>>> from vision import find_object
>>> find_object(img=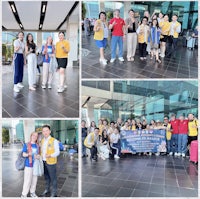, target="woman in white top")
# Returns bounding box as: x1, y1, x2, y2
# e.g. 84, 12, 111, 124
93, 12, 109, 65
13, 31, 25, 93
